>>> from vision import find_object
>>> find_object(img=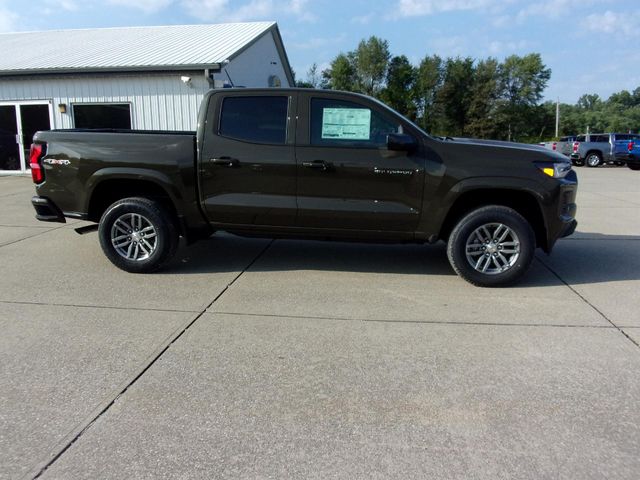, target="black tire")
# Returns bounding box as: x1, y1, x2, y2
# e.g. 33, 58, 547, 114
447, 206, 536, 287
585, 152, 602, 167
98, 197, 178, 273
628, 164, 640, 171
